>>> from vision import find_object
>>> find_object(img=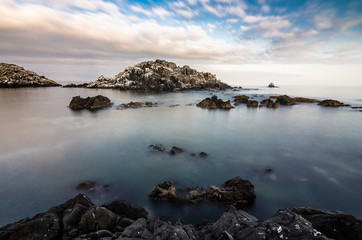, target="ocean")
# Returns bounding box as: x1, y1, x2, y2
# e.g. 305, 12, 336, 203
0, 85, 361, 227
